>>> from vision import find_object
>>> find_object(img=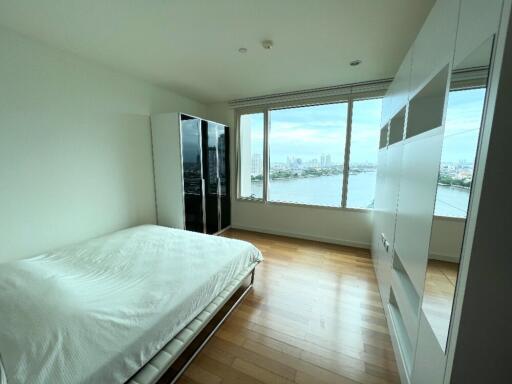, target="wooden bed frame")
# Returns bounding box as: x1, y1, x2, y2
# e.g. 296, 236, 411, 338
127, 266, 257, 384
